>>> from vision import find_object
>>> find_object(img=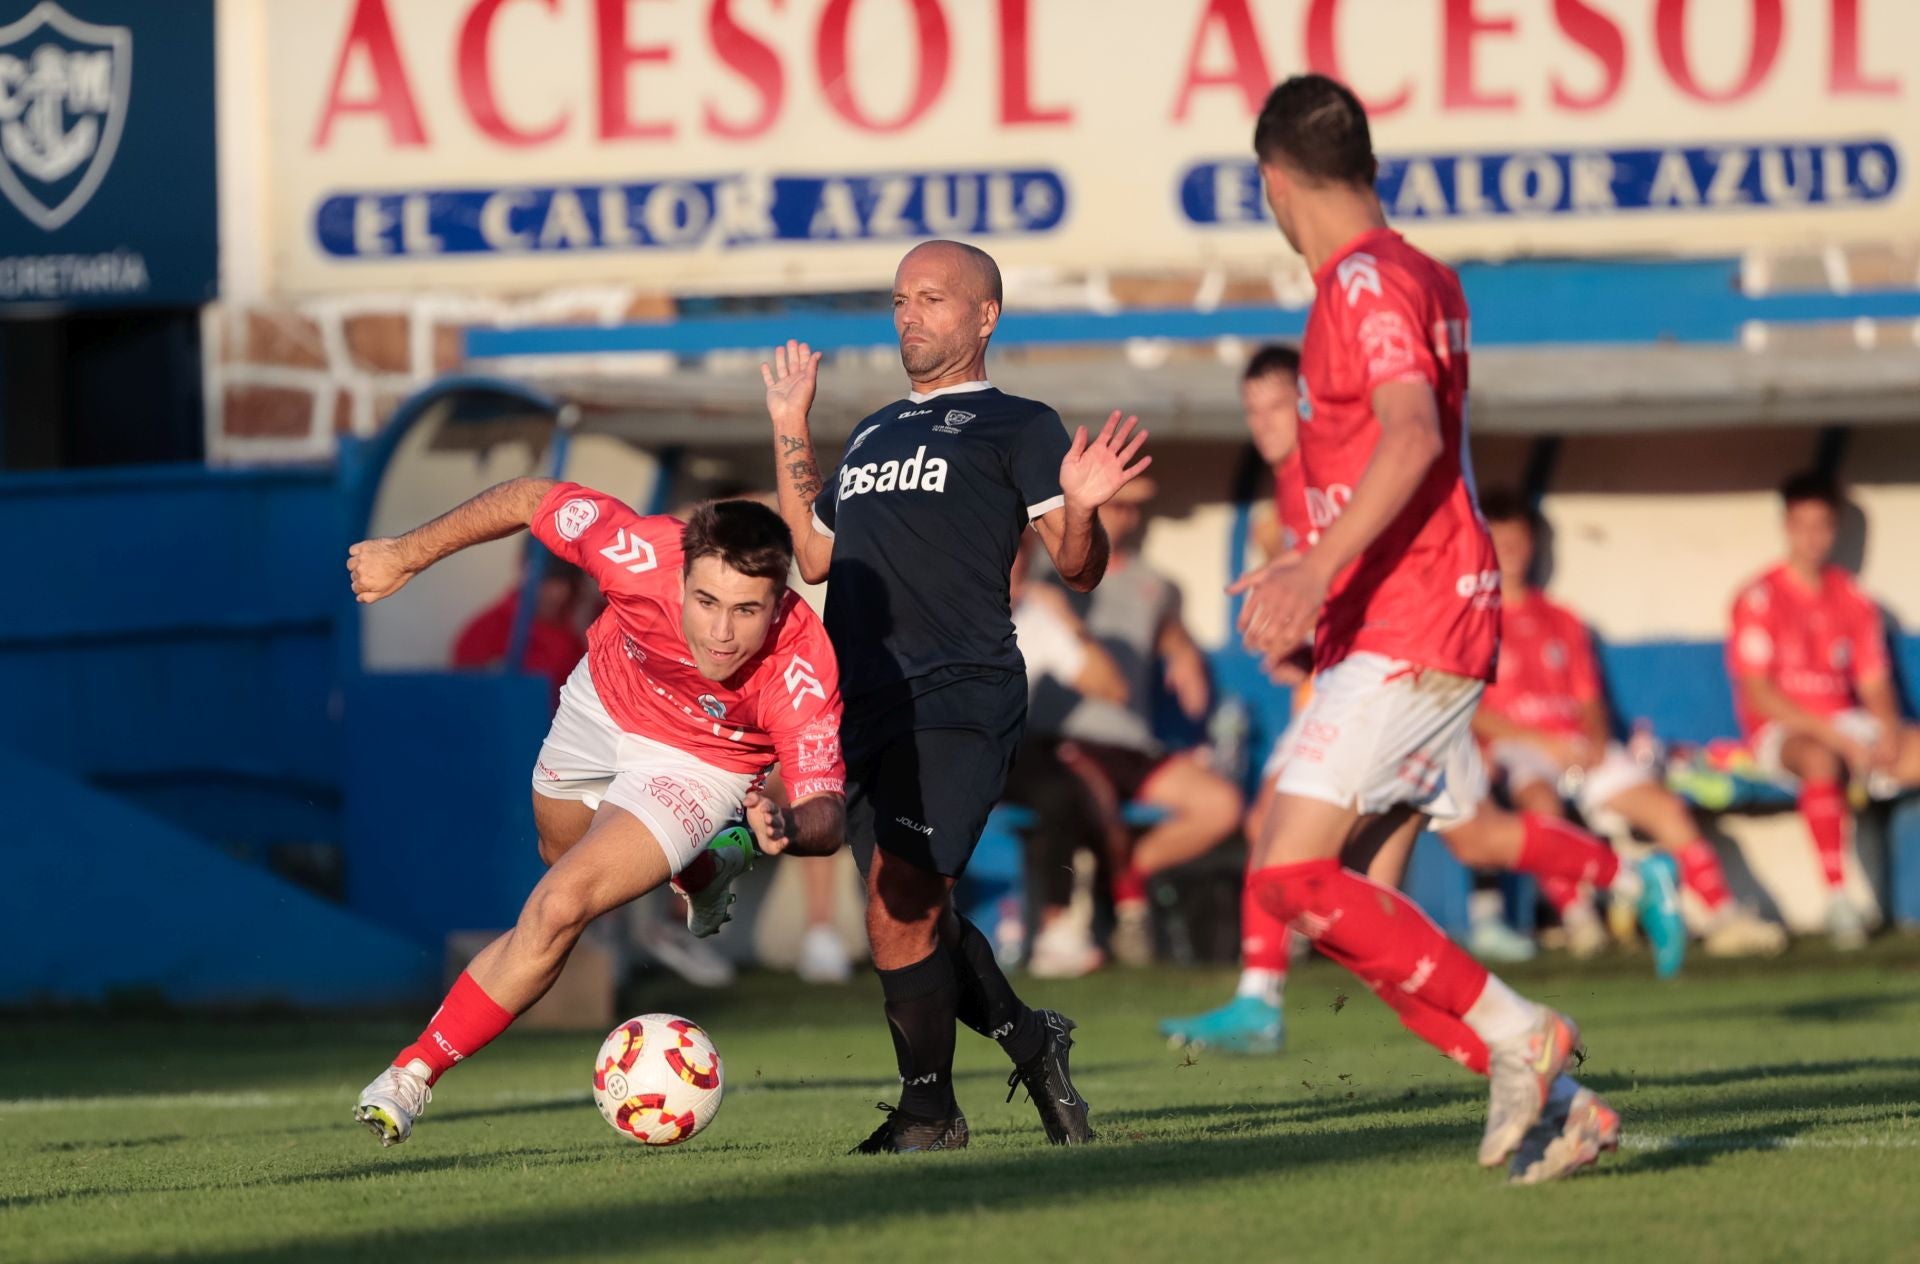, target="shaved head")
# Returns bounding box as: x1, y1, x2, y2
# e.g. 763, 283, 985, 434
899, 239, 1003, 306
892, 239, 1003, 387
